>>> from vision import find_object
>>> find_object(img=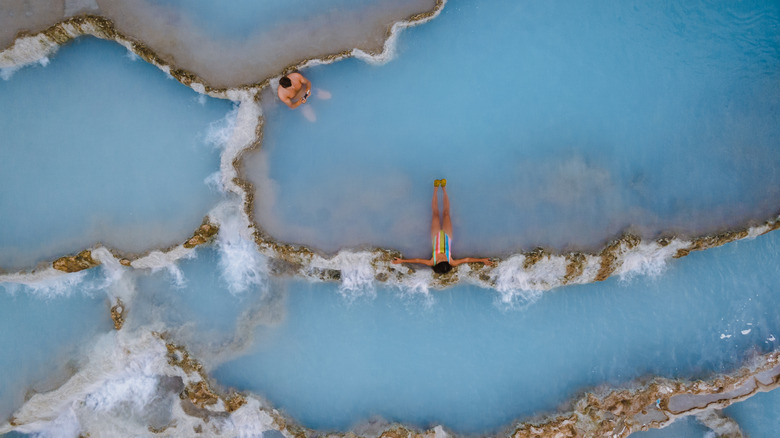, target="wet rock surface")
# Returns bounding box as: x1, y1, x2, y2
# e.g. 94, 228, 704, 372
506, 352, 780, 437
109, 298, 125, 330
595, 234, 640, 282
52, 249, 99, 272
675, 230, 750, 259
183, 220, 219, 249
224, 393, 247, 413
